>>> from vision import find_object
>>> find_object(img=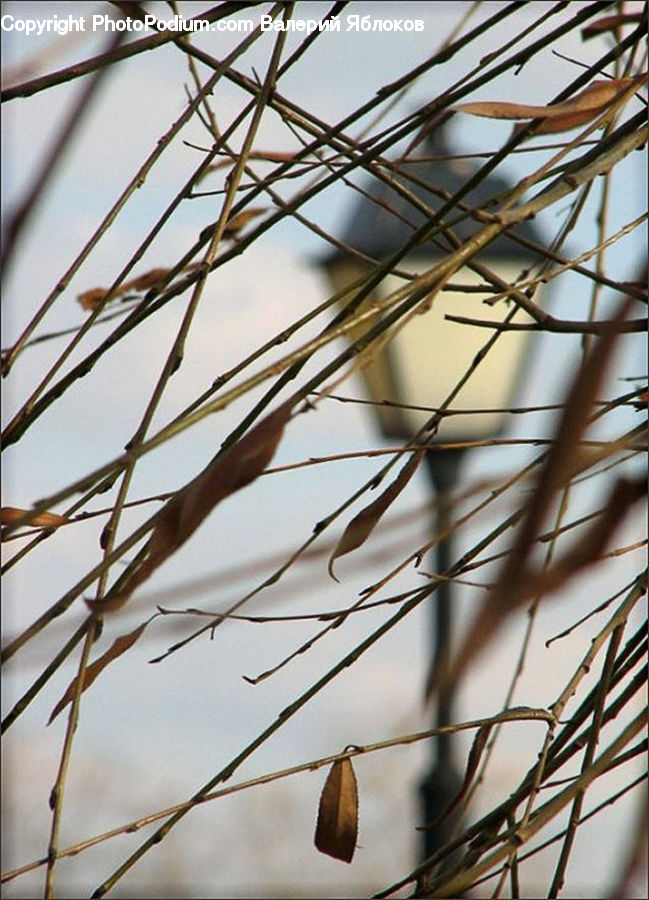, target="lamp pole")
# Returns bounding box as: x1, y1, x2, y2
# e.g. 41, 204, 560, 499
320, 123, 543, 866
419, 448, 466, 860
